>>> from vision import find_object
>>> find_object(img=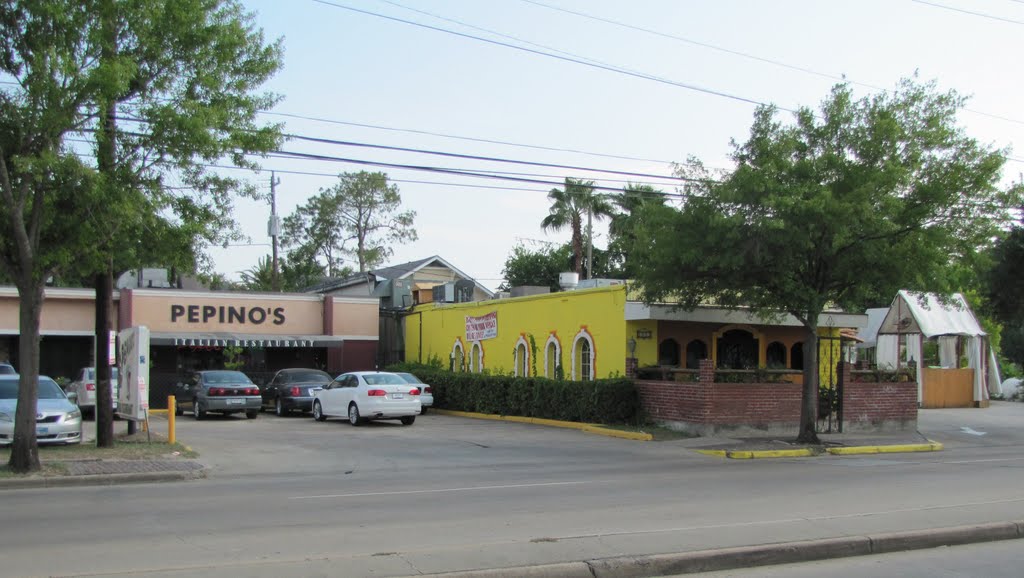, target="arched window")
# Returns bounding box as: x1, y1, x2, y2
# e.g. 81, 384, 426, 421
470, 341, 484, 373
571, 329, 595, 381
790, 342, 804, 370
451, 340, 465, 372
717, 329, 758, 369
658, 338, 680, 366
544, 334, 561, 378
514, 336, 530, 377
685, 340, 708, 370
766, 341, 787, 368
